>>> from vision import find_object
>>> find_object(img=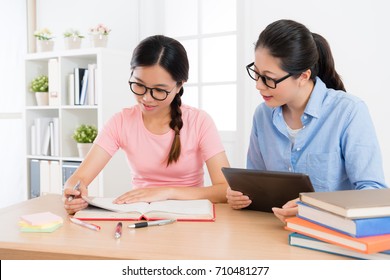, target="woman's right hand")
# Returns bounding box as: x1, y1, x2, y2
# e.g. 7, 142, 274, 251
63, 186, 89, 215
226, 187, 252, 209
